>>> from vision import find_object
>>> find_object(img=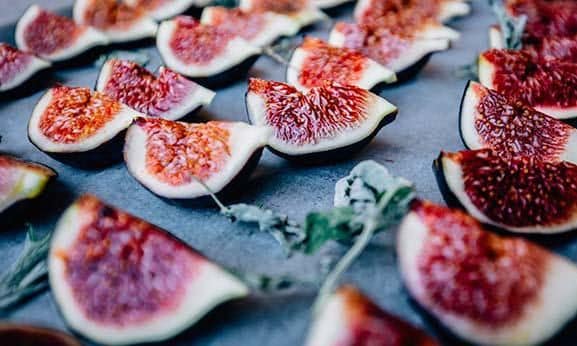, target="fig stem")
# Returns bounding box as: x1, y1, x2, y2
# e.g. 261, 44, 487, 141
262, 46, 296, 70
191, 176, 229, 212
